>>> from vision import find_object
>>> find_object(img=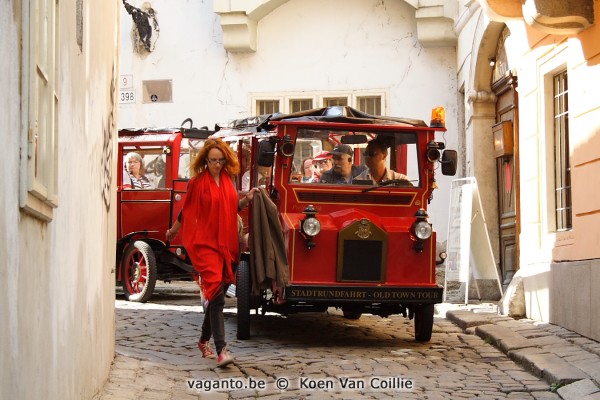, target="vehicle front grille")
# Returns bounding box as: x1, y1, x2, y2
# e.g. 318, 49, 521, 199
337, 218, 387, 282
340, 239, 383, 282
297, 192, 413, 205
